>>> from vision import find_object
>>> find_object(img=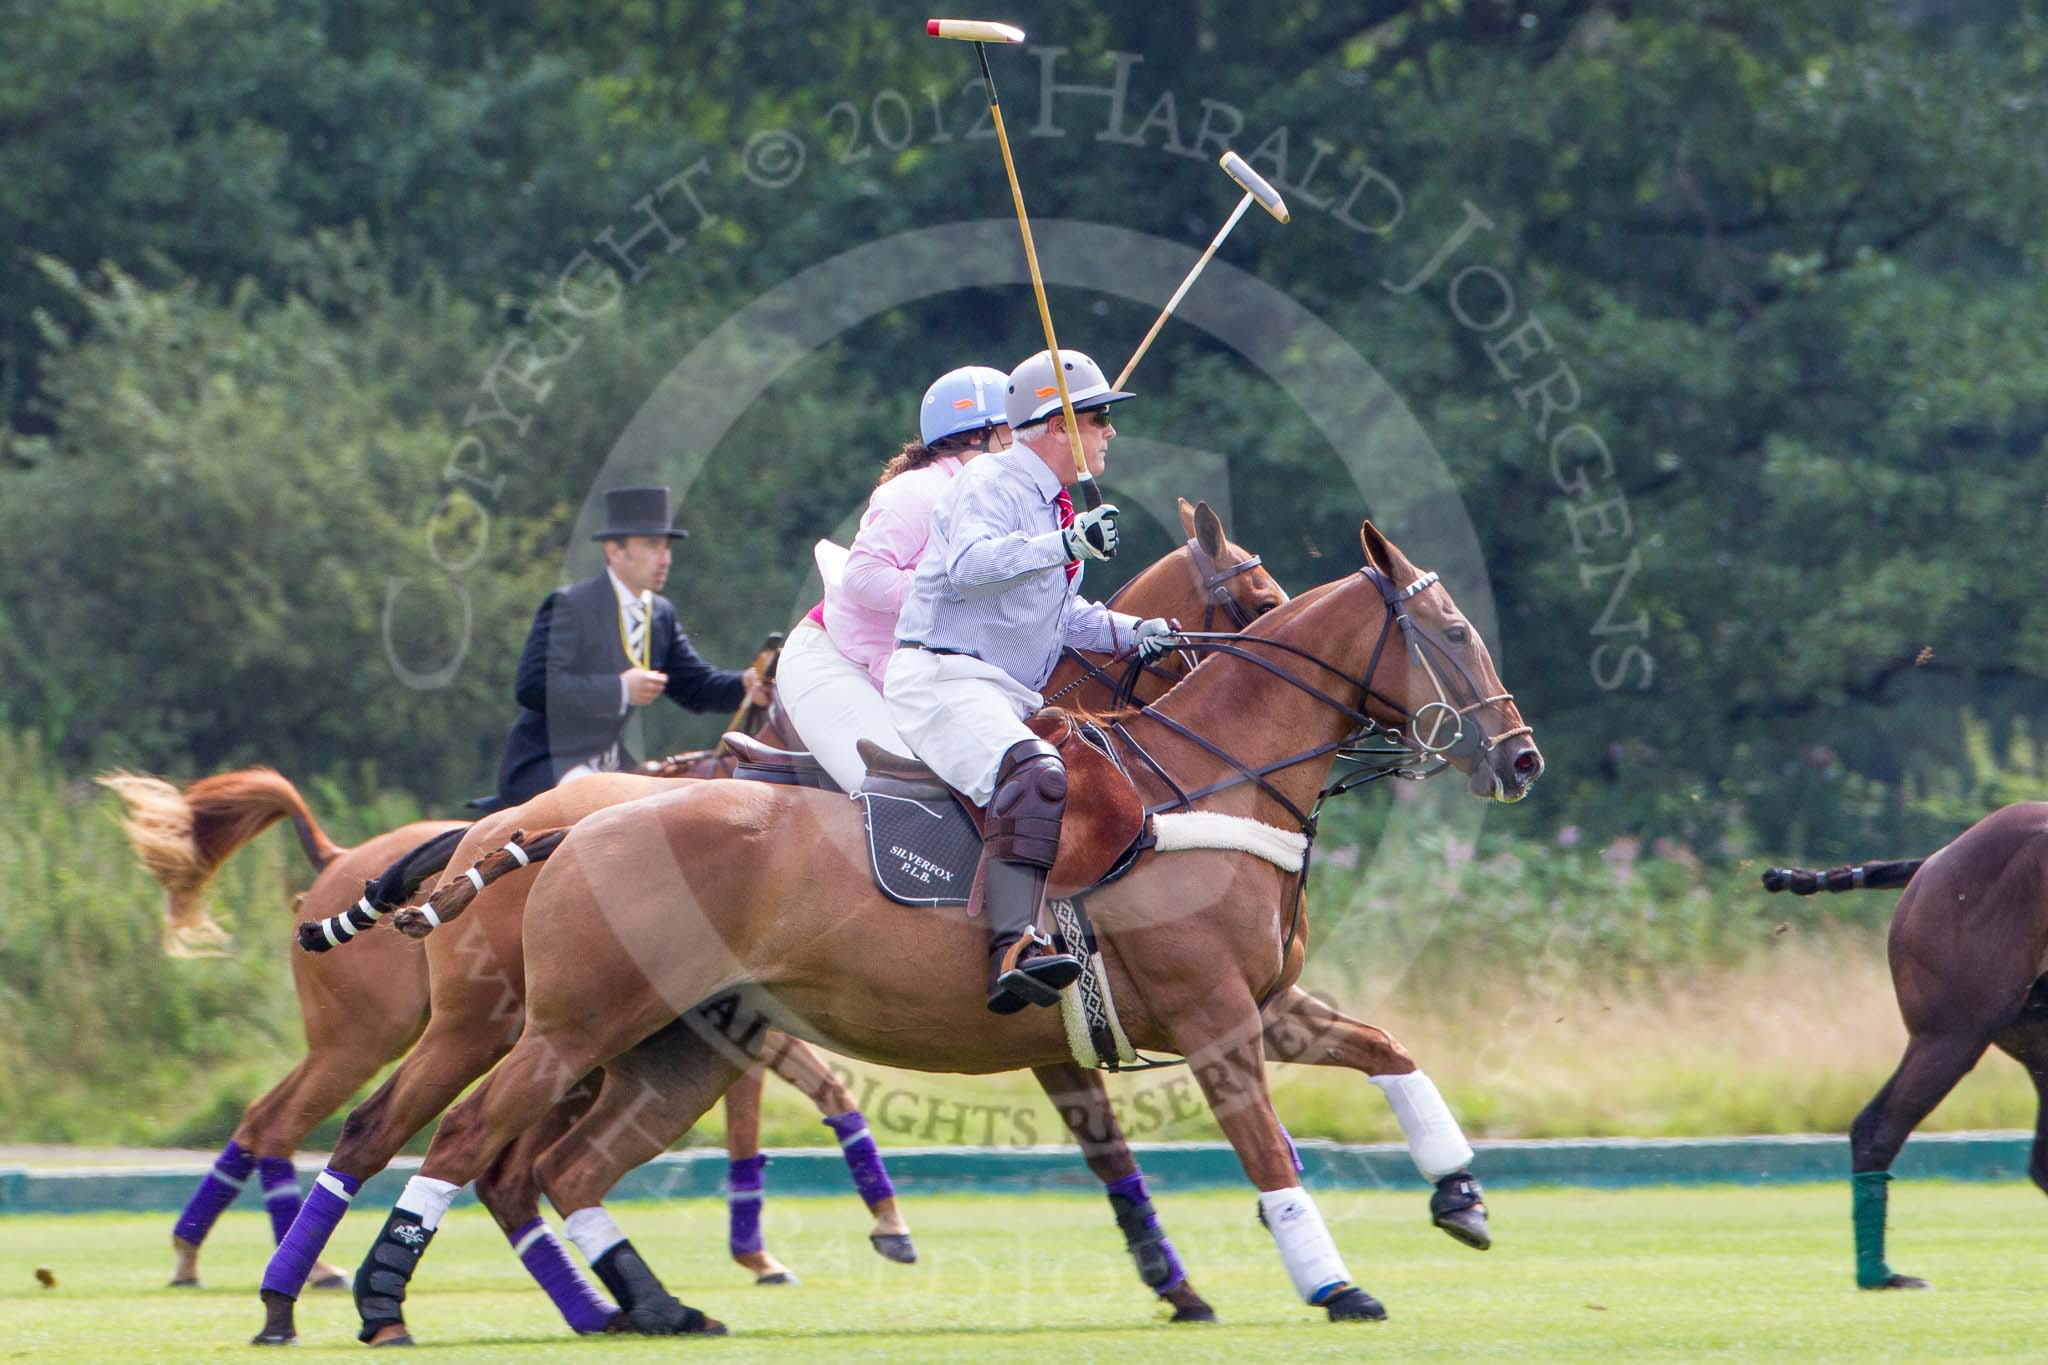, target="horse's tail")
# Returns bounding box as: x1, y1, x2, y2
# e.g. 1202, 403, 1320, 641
386, 827, 572, 940
295, 826, 470, 954
98, 767, 347, 958
1760, 858, 1926, 895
